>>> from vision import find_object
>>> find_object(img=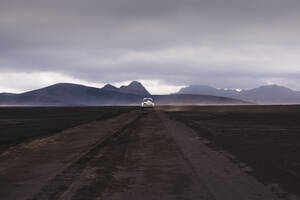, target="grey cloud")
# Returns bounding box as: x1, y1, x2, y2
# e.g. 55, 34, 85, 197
1, 0, 300, 92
